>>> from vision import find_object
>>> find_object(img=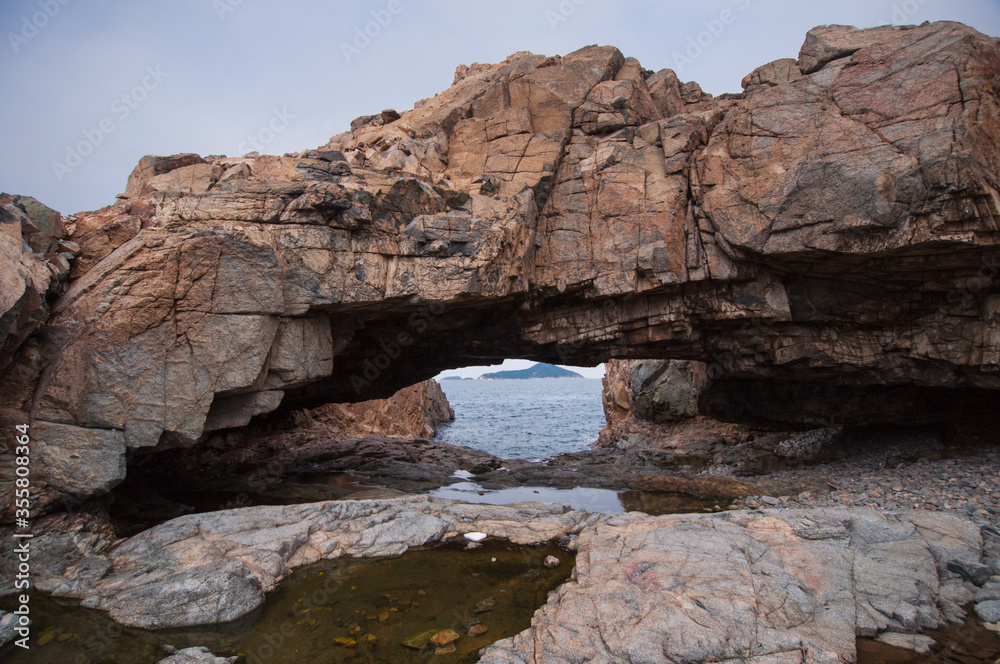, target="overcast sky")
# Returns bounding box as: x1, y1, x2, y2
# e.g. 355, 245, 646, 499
3, 0, 998, 216
3, 1, 998, 378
